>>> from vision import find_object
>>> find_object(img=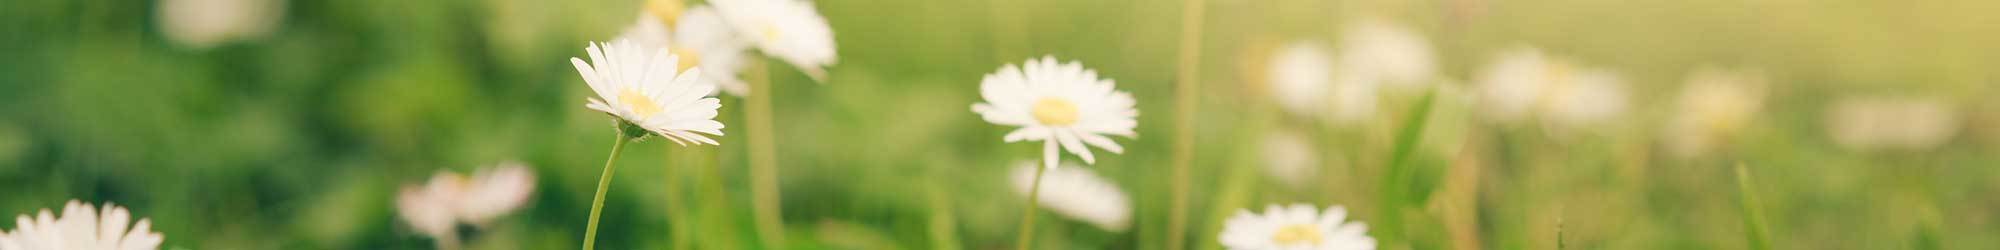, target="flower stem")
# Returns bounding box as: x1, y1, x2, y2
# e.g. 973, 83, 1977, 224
582, 134, 630, 250
1166, 0, 1206, 248
747, 58, 787, 248
1016, 165, 1048, 250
